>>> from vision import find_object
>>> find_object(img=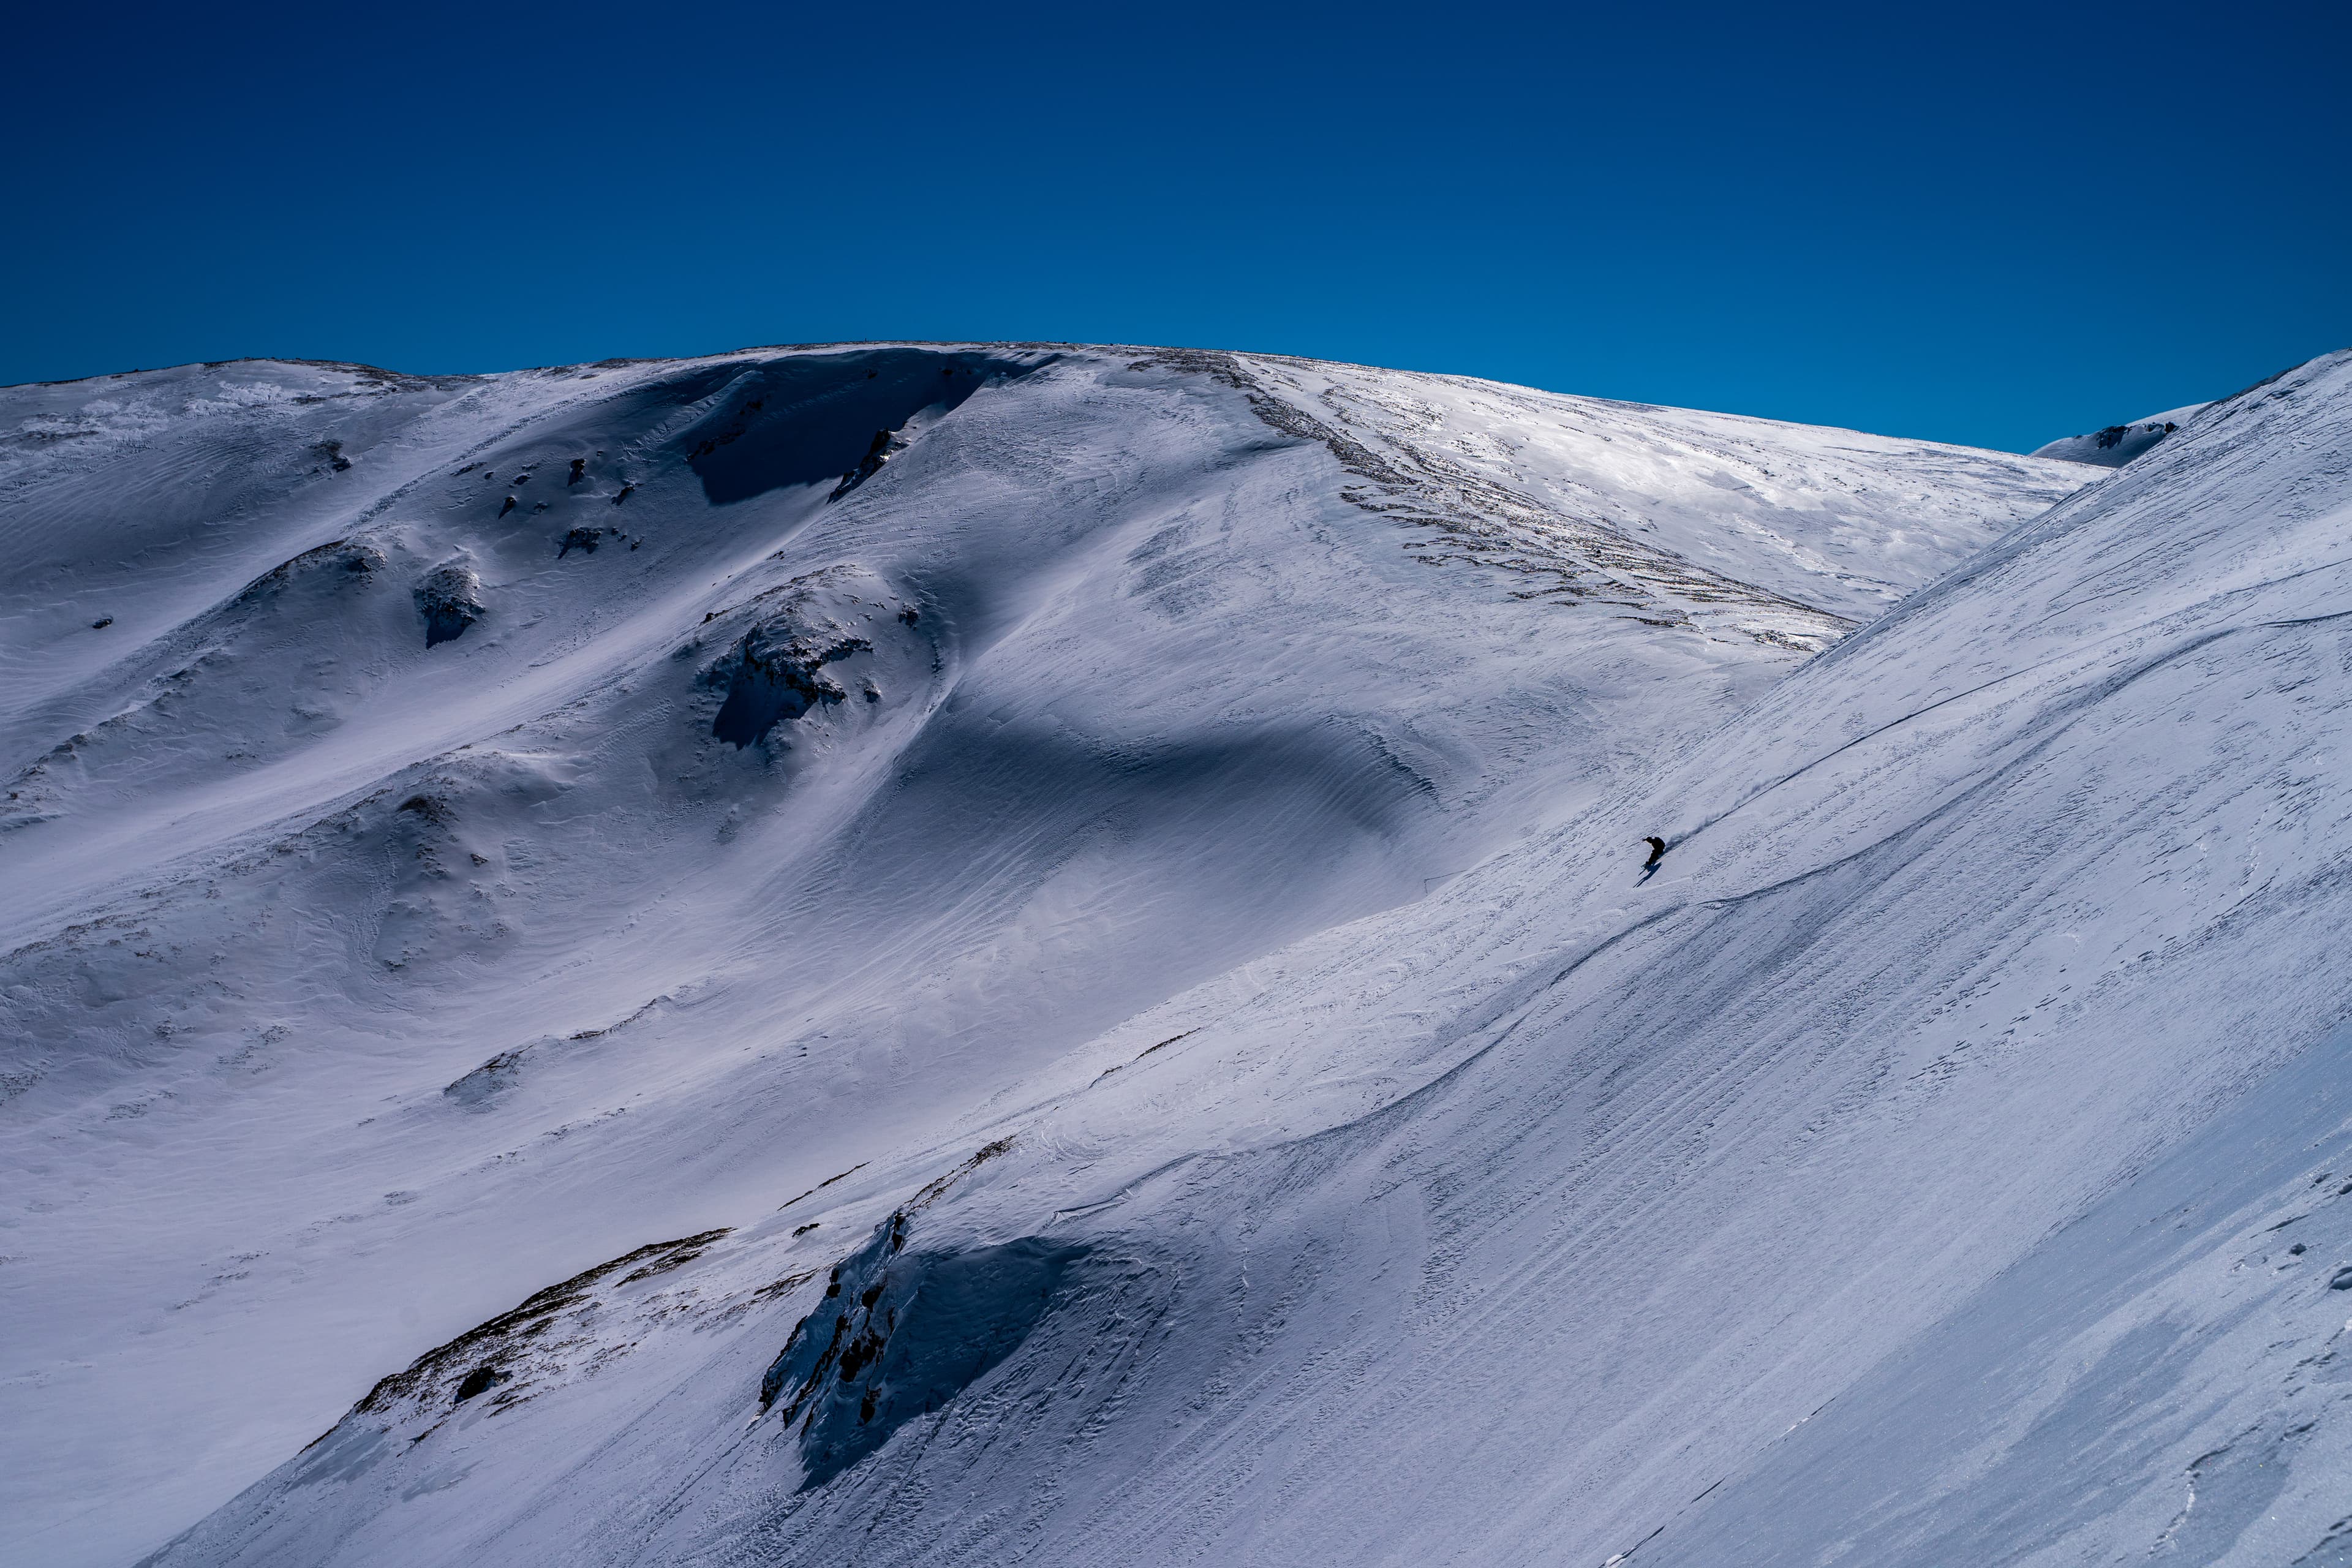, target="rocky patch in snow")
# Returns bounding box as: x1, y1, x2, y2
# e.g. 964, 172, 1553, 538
2030, 401, 2211, 467
413, 561, 484, 648
695, 566, 921, 750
